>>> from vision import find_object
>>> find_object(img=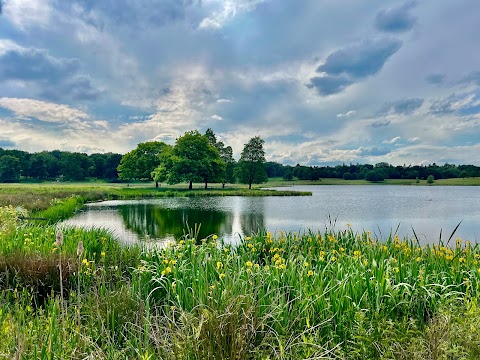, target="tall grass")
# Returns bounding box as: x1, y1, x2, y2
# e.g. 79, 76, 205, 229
1, 203, 480, 358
